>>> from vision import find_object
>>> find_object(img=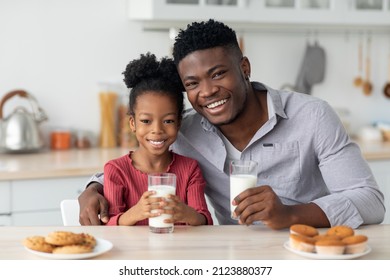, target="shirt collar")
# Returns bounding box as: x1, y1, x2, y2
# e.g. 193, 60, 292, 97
252, 82, 288, 119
